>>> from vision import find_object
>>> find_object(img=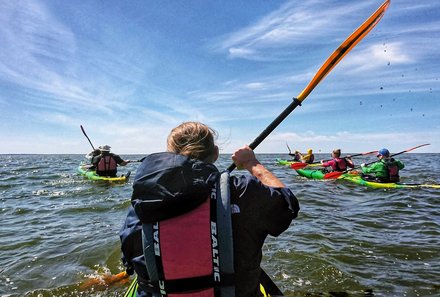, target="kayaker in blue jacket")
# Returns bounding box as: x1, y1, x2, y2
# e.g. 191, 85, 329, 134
120, 121, 299, 297
361, 148, 404, 182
